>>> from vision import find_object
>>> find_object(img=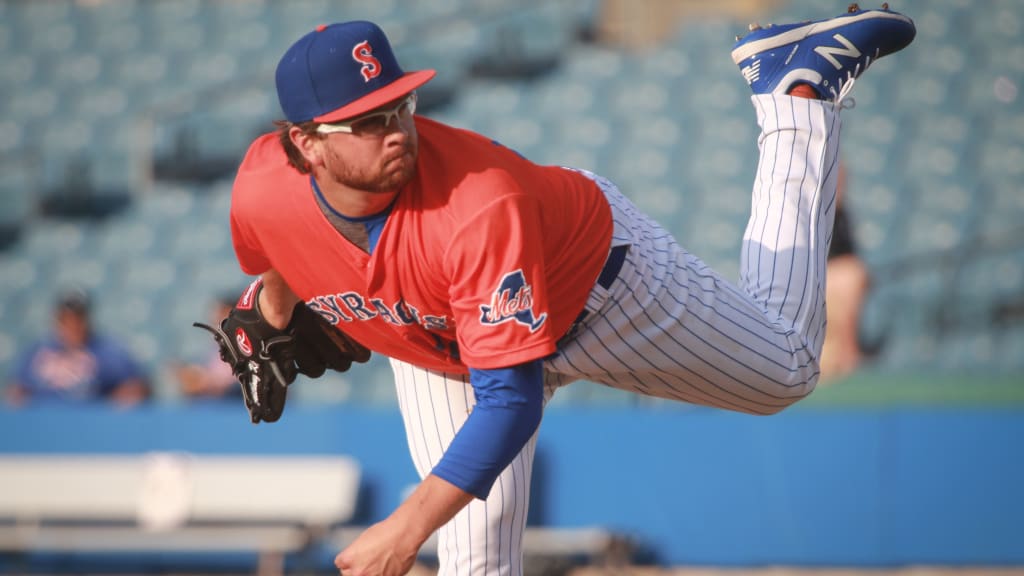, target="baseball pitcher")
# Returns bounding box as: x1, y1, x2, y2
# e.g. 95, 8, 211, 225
197, 5, 915, 575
